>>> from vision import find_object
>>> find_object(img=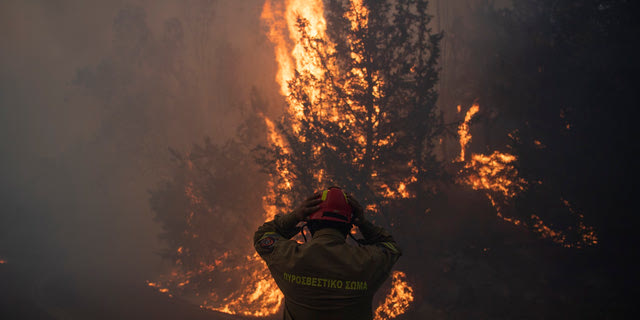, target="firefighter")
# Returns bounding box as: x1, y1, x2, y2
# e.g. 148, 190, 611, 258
254, 187, 402, 320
